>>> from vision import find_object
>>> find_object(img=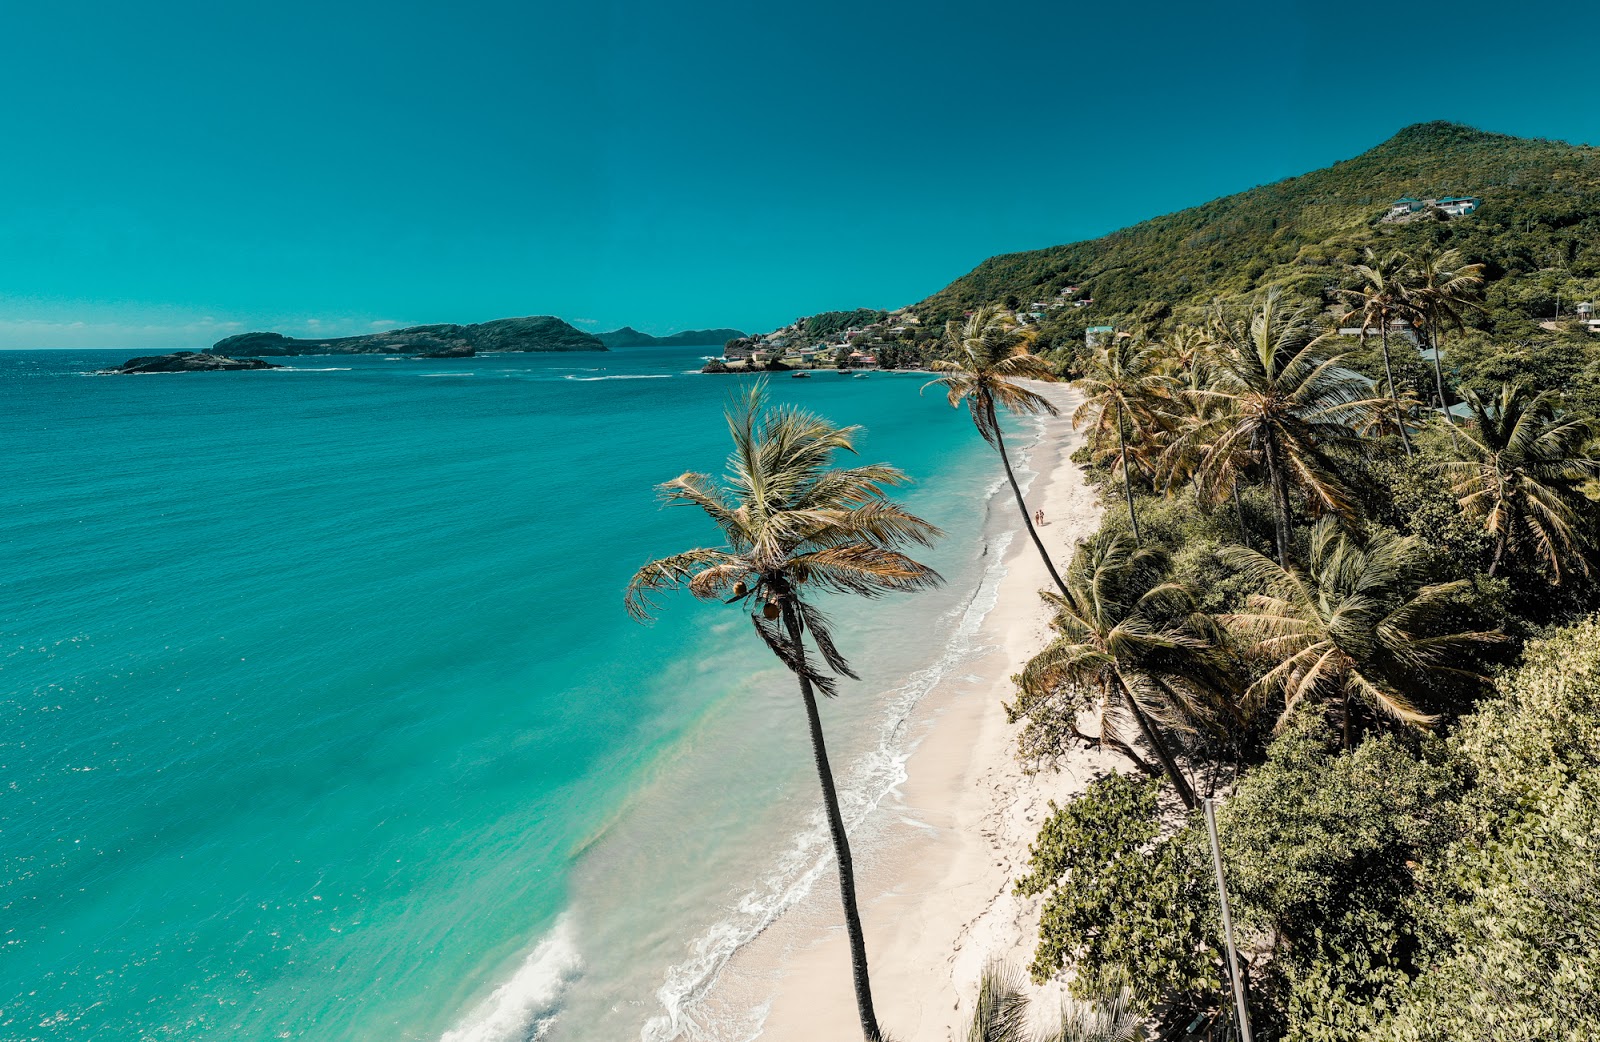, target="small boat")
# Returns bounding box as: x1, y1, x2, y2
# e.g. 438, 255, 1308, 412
791, 371, 811, 379
853, 373, 871, 379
